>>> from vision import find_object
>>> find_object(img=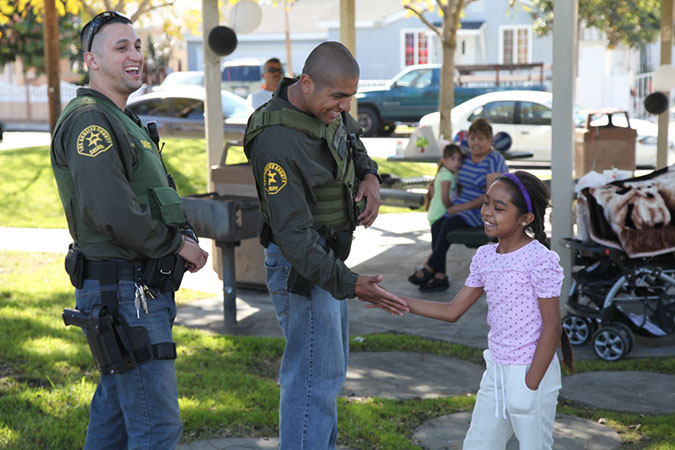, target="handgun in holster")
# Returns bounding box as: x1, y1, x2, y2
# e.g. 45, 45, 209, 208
63, 305, 153, 375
